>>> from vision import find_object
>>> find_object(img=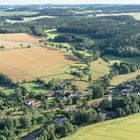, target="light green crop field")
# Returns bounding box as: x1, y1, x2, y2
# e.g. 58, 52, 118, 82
96, 12, 140, 20
45, 29, 61, 39
0, 11, 38, 16
62, 113, 140, 140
